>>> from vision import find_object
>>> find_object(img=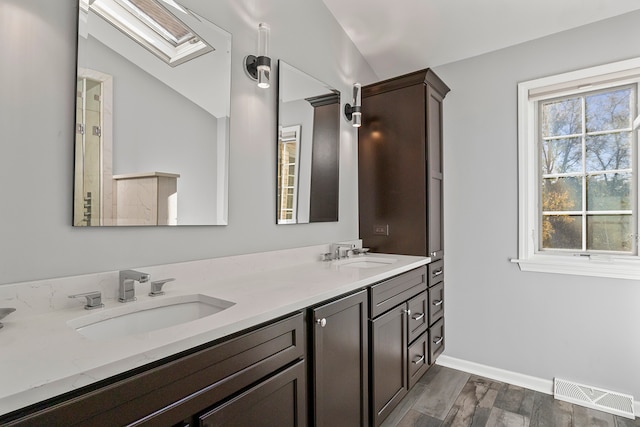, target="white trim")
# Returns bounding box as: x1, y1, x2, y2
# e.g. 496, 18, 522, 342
516, 57, 640, 278
436, 355, 640, 417
511, 255, 640, 280
436, 355, 553, 395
